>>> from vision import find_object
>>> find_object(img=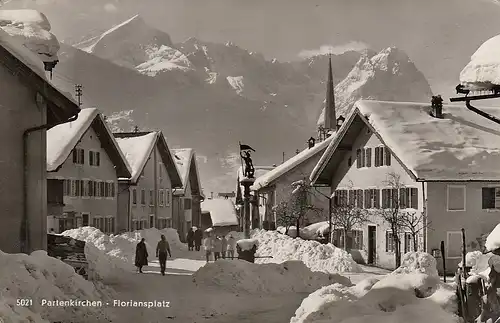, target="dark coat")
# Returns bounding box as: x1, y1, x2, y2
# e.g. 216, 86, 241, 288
194, 229, 202, 245
135, 242, 148, 267
187, 230, 194, 242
